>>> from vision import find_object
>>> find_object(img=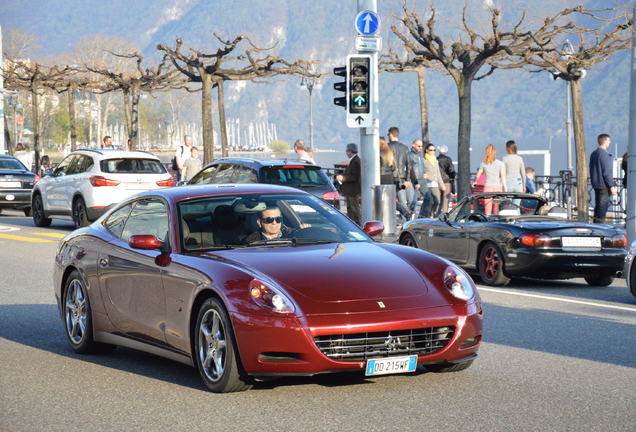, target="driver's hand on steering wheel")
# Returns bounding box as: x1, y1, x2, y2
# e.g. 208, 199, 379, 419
299, 223, 311, 229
